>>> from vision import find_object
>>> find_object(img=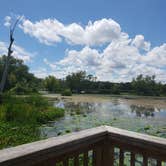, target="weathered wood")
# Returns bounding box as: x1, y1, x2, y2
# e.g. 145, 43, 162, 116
107, 125, 166, 161
130, 153, 135, 166
93, 147, 102, 166
102, 140, 114, 166
143, 156, 148, 166
63, 158, 68, 166
0, 125, 165, 166
74, 155, 79, 166
0, 126, 106, 166
119, 149, 124, 166
157, 160, 161, 166
83, 152, 88, 166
